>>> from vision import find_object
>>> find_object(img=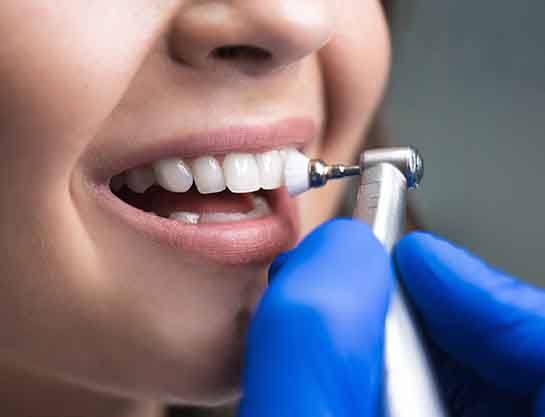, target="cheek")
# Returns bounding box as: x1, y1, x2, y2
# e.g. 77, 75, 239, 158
320, 0, 391, 149
0, 0, 171, 333
297, 1, 390, 234
0, 1, 174, 182
0, 1, 178, 299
